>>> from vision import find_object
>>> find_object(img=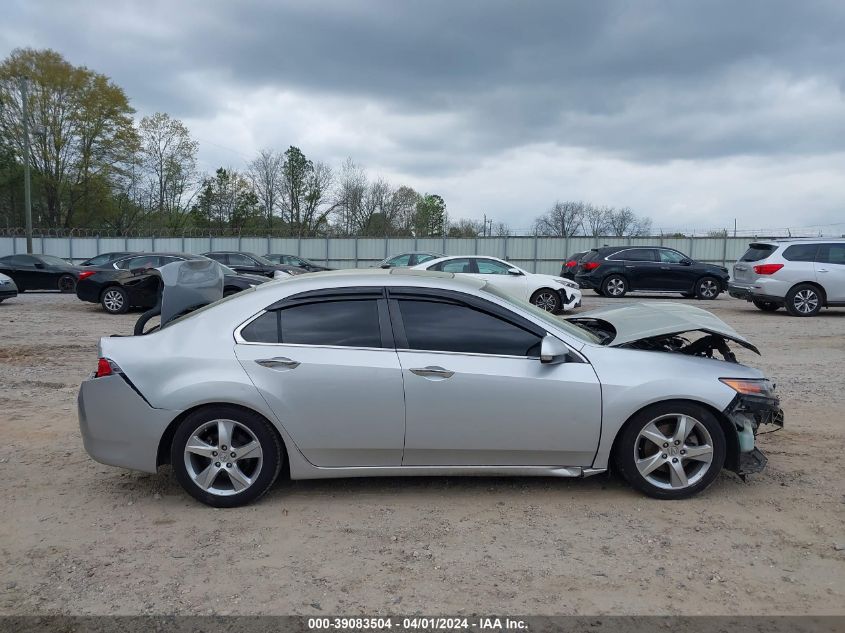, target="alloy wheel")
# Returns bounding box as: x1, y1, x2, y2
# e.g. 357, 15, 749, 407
533, 291, 558, 312
183, 419, 264, 496
698, 279, 718, 298
102, 289, 125, 312
634, 413, 714, 490
59, 275, 76, 292
793, 289, 819, 314
606, 278, 625, 296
